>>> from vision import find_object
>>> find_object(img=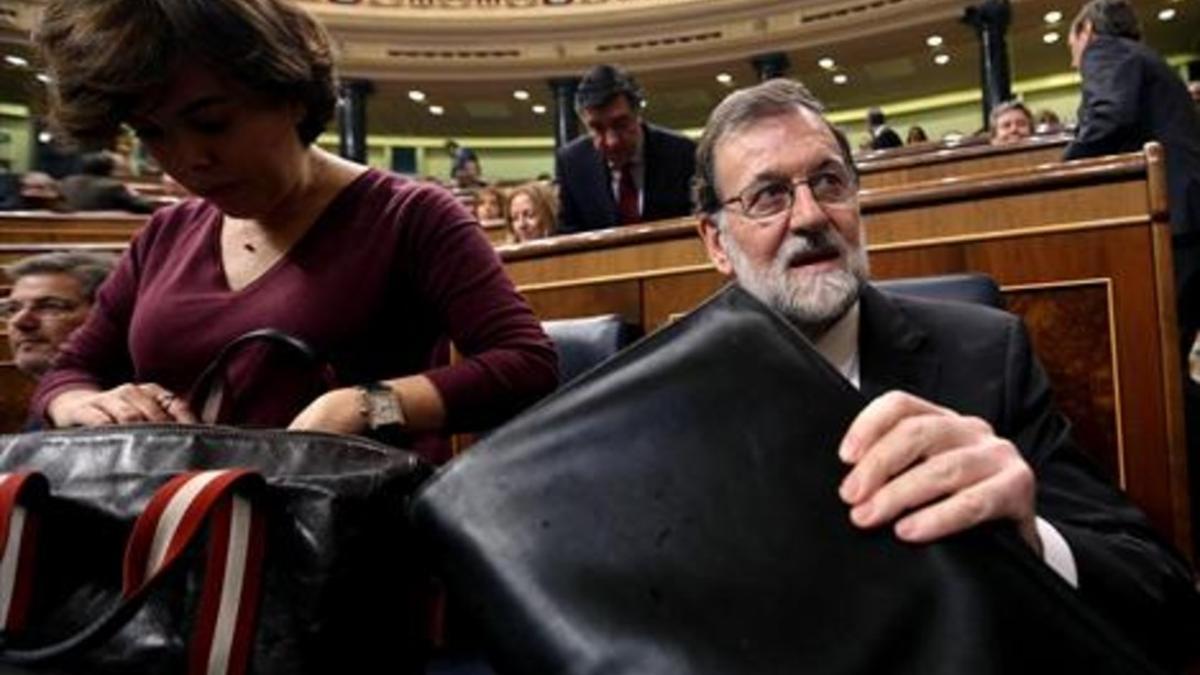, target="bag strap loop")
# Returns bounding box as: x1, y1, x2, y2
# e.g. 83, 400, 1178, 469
0, 472, 48, 633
